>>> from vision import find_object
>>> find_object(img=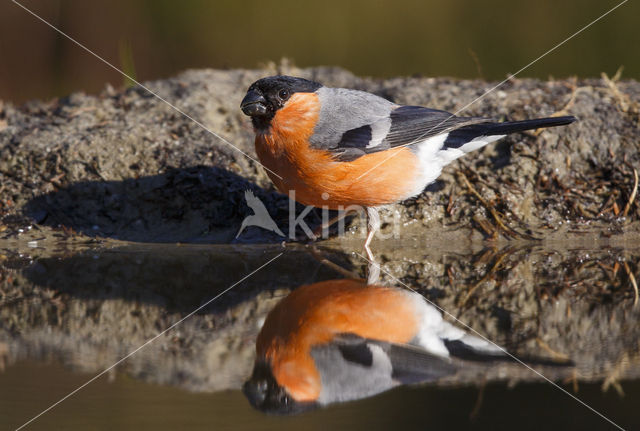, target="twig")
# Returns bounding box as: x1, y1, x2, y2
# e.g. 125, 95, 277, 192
68, 106, 97, 118
536, 337, 571, 362
570, 369, 579, 394
459, 251, 509, 307
472, 215, 497, 239
459, 172, 536, 240
469, 379, 486, 420
447, 186, 457, 216
622, 168, 638, 218
622, 261, 638, 307
308, 245, 362, 280
602, 352, 628, 397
